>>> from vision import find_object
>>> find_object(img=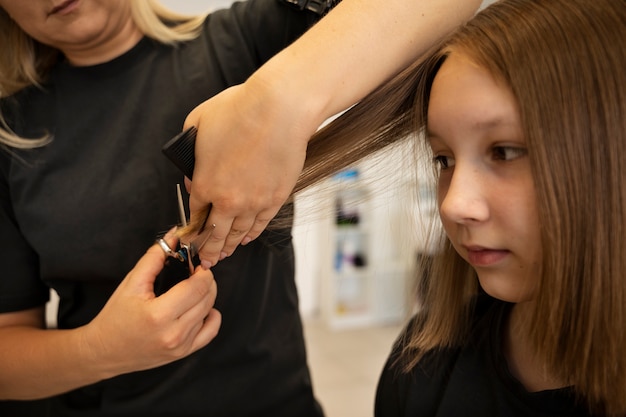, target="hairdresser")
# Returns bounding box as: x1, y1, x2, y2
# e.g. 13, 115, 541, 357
0, 1, 339, 416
